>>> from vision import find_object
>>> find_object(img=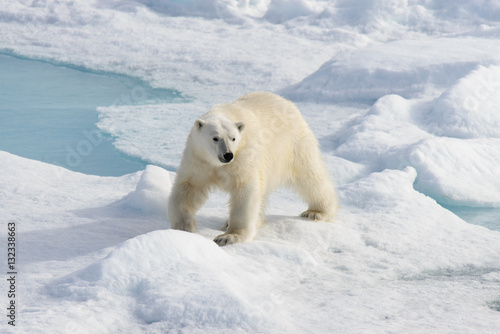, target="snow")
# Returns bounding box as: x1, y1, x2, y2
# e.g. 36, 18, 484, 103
281, 38, 500, 103
429, 64, 500, 138
119, 165, 172, 214
329, 93, 500, 207
1, 0, 500, 333
50, 230, 258, 330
